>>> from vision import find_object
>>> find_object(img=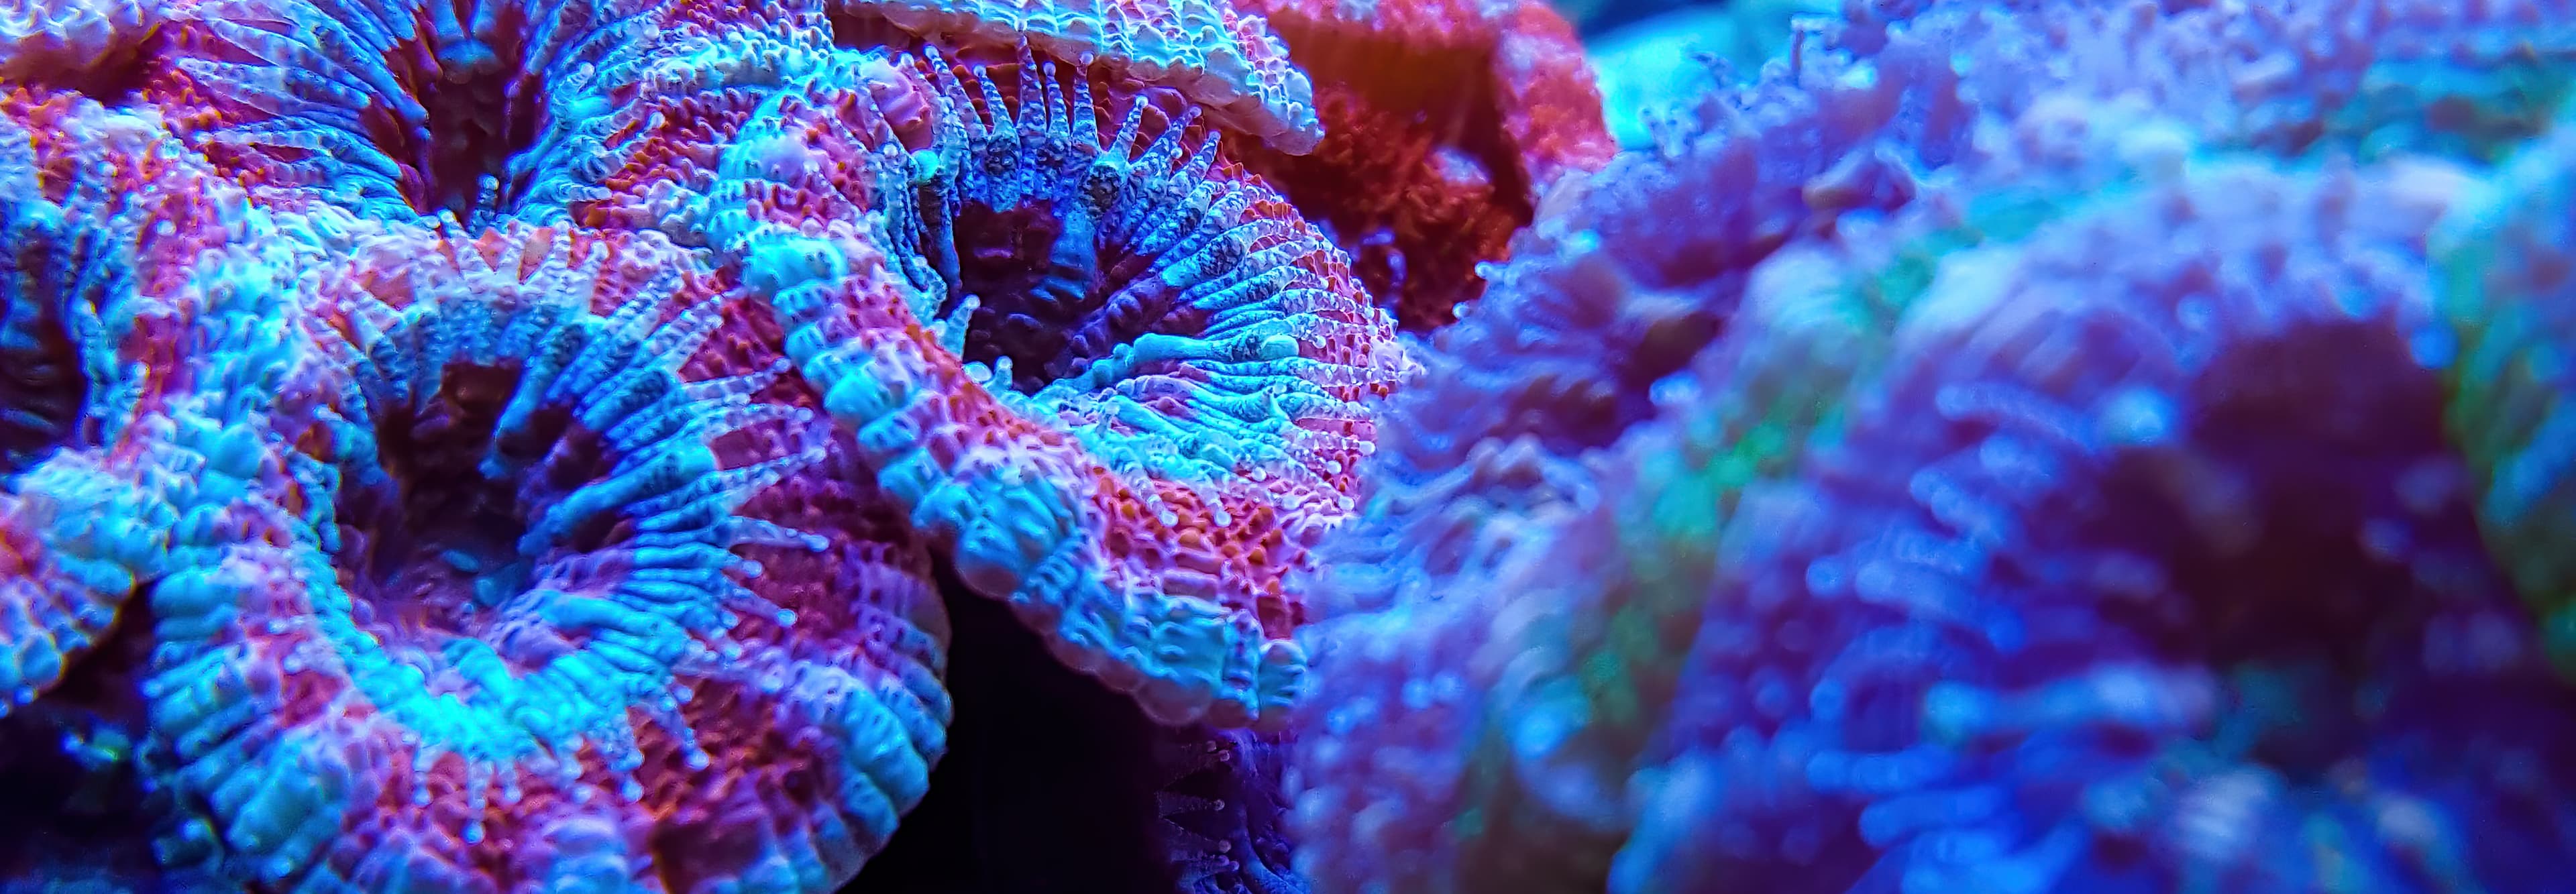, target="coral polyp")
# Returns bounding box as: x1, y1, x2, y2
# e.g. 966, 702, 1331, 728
685, 36, 1406, 731
140, 224, 947, 890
